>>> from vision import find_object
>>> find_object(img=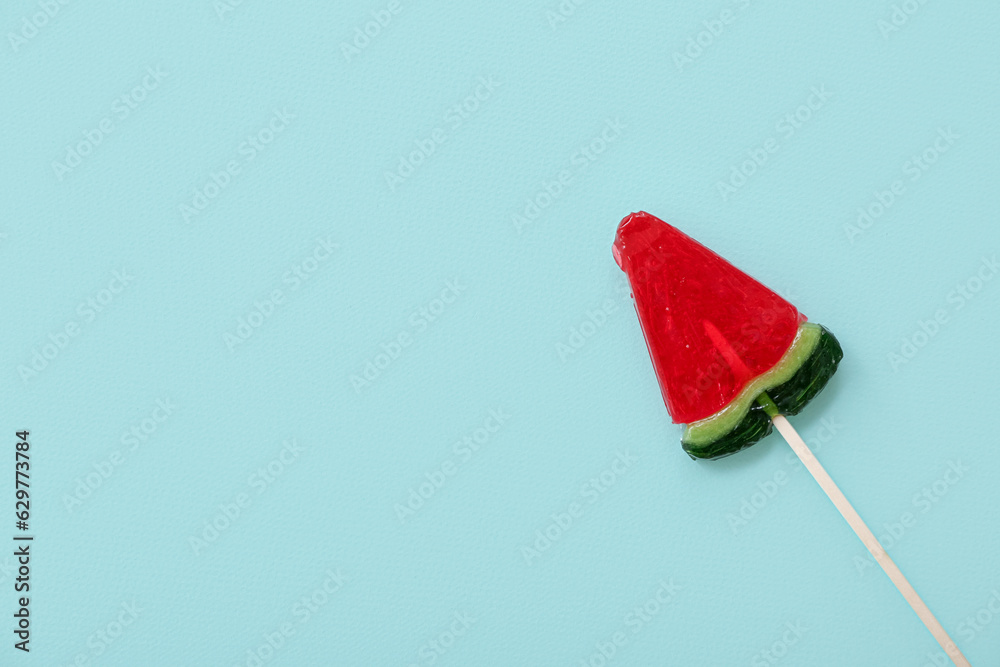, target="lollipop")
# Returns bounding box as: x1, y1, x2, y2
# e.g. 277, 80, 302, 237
613, 211, 970, 667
